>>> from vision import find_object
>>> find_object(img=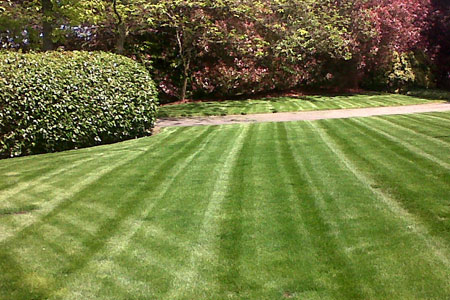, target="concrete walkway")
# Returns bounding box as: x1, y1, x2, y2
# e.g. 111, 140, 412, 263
156, 102, 450, 128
